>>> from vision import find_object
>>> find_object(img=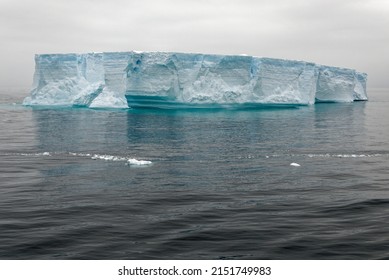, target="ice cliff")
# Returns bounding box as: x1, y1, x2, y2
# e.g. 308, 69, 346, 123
23, 51, 368, 108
